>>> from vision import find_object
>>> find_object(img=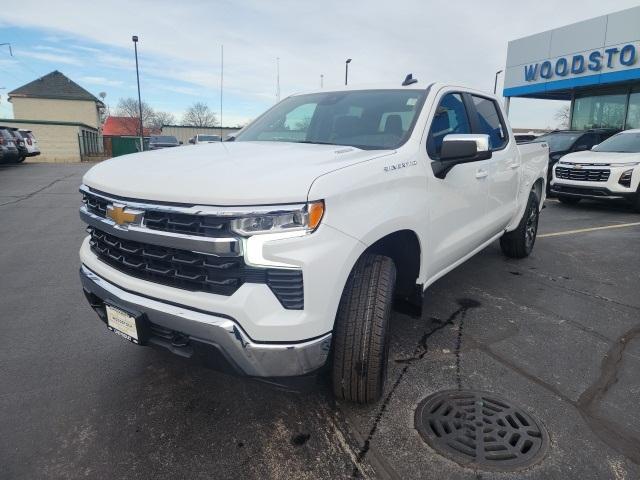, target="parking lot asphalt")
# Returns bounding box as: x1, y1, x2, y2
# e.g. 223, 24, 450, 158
1, 162, 639, 480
